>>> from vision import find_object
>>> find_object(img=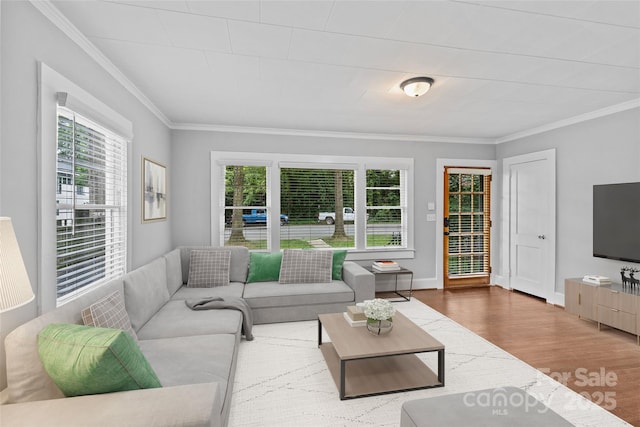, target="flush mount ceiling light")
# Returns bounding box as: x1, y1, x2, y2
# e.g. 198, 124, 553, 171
400, 77, 434, 97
